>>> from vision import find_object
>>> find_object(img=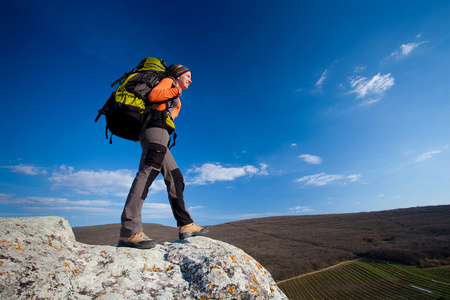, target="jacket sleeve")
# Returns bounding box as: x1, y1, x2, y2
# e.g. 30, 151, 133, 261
149, 78, 182, 103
